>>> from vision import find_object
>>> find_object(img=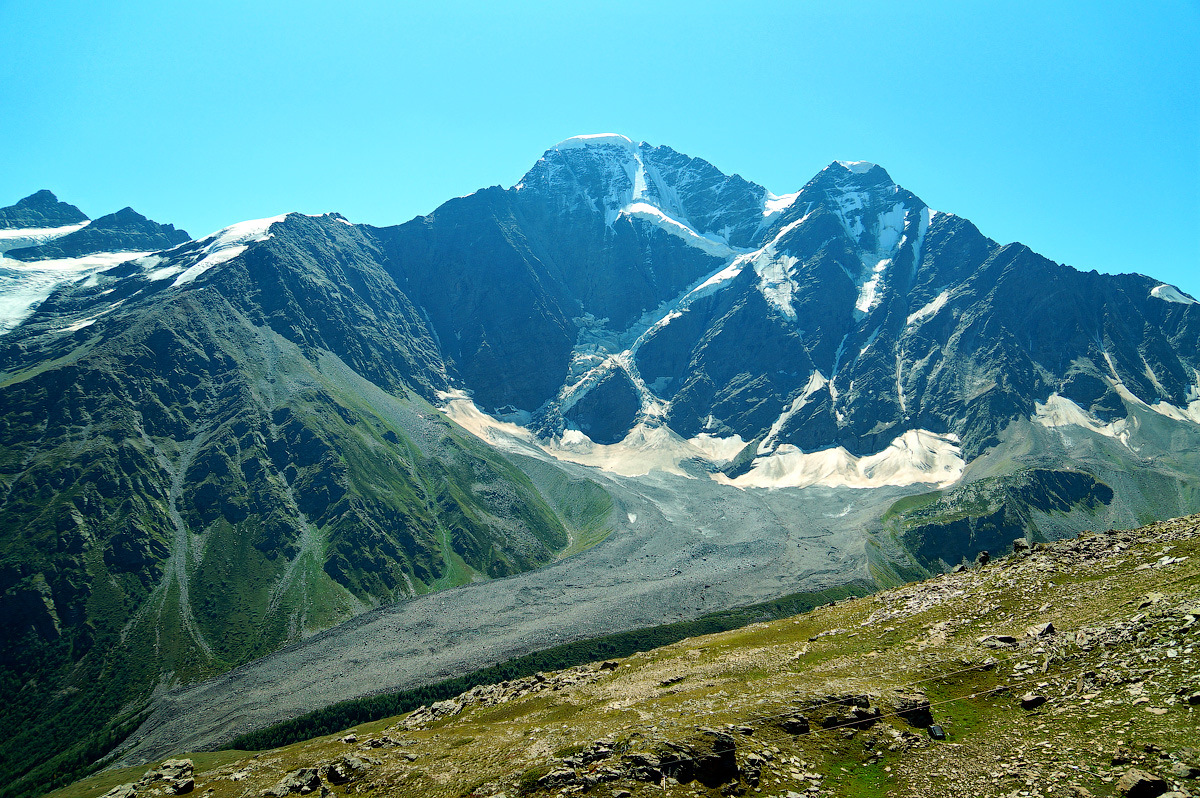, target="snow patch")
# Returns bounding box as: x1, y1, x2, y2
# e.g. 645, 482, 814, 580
875, 203, 907, 254
762, 190, 800, 218
1150, 284, 1197, 305
906, 290, 949, 326
855, 259, 890, 315
553, 133, 638, 151
836, 160, 878, 174
1034, 393, 1134, 448
910, 206, 932, 275
1149, 400, 1200, 425
0, 250, 148, 332
170, 214, 286, 287
1148, 370, 1200, 424
0, 221, 90, 253
620, 202, 738, 259
736, 209, 815, 321
687, 433, 748, 462
760, 371, 829, 452
721, 429, 963, 490
61, 317, 97, 333
442, 393, 964, 488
